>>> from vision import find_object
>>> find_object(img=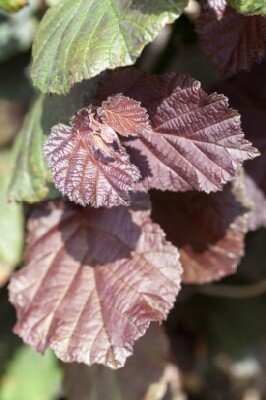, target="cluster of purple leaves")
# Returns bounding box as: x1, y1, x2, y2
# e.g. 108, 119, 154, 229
8, 0, 266, 370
